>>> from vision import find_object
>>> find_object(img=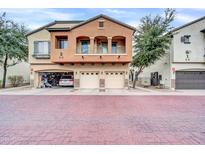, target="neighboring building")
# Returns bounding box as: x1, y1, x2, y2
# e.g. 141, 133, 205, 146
27, 14, 136, 89
0, 61, 30, 87
139, 16, 205, 89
